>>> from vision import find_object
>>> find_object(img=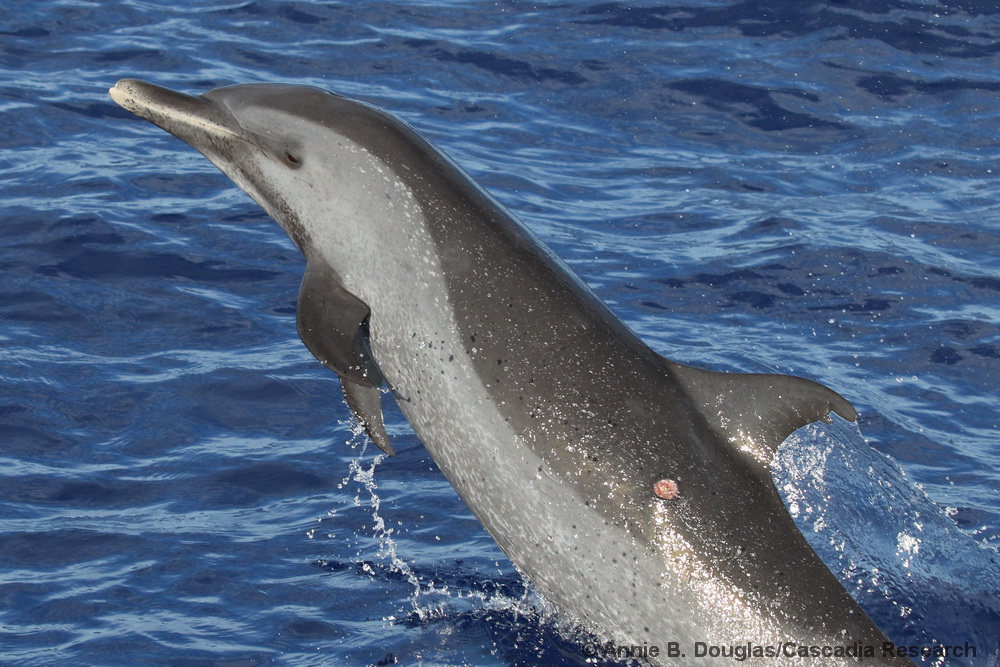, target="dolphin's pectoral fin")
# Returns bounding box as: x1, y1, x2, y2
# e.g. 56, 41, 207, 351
296, 257, 384, 388
661, 356, 857, 465
340, 377, 395, 456
296, 257, 394, 455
